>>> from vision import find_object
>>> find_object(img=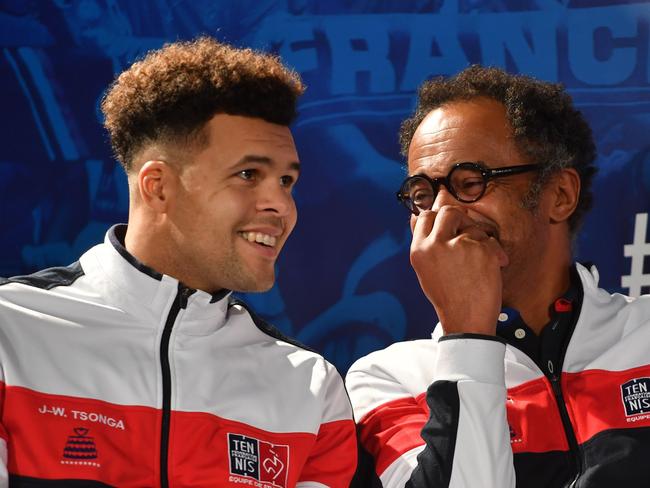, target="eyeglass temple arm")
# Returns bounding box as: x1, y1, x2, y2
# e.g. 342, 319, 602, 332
488, 164, 540, 177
